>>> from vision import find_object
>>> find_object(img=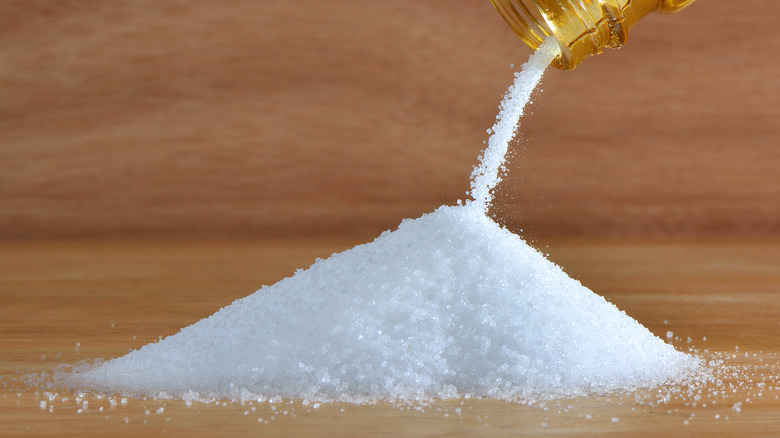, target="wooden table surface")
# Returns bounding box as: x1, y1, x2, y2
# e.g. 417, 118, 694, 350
2, 238, 779, 437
